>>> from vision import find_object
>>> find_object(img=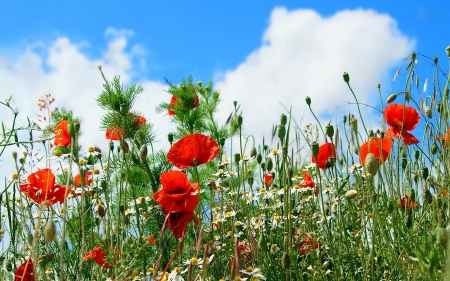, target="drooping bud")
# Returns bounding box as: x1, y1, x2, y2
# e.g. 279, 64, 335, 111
44, 220, 57, 243
386, 93, 397, 103
343, 72, 350, 83
422, 166, 429, 180
311, 142, 319, 158
305, 96, 311, 106
94, 146, 102, 159
97, 204, 106, 218
250, 147, 257, 158
365, 153, 379, 176
247, 176, 254, 187
121, 141, 129, 154
345, 190, 358, 199
424, 105, 432, 118
431, 143, 438, 155
266, 157, 273, 172
325, 124, 334, 138
109, 141, 114, 152
140, 145, 148, 160
280, 114, 287, 126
